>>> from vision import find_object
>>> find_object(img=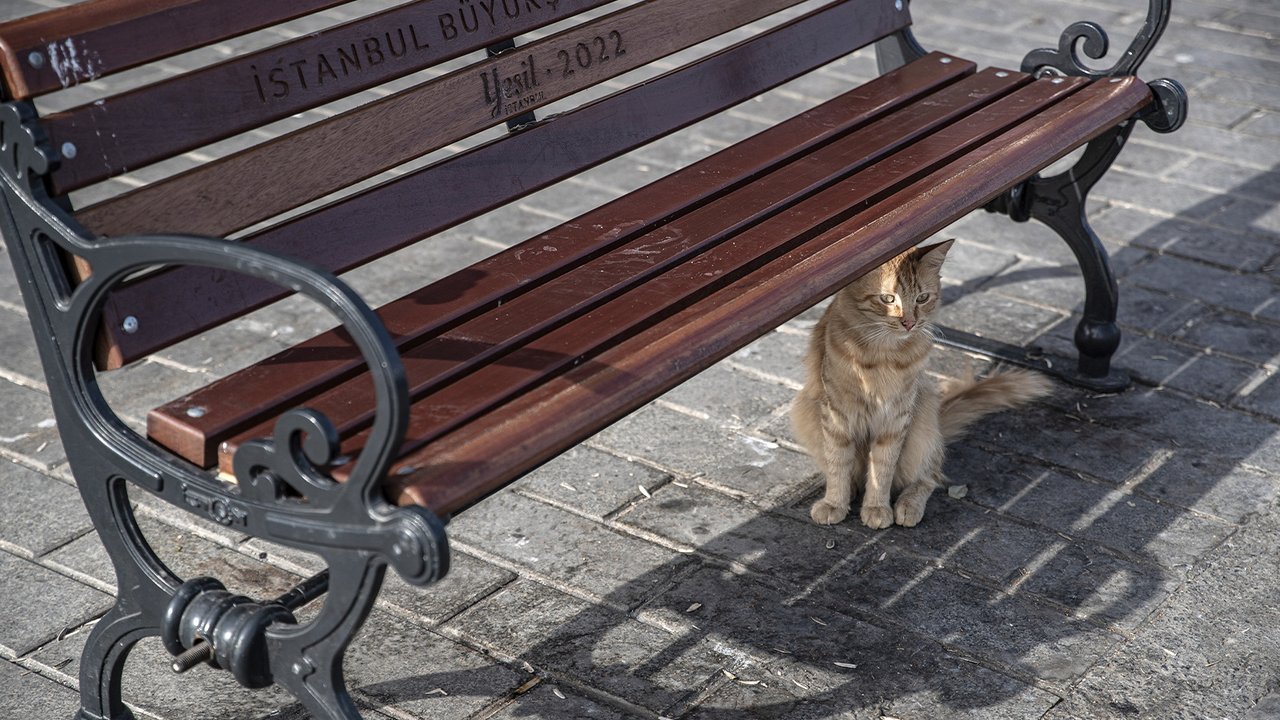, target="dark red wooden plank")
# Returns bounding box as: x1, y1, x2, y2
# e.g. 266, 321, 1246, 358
215, 75, 1085, 479
322, 76, 1092, 488
99, 0, 914, 369
0, 0, 351, 99
40, 0, 615, 194
205, 68, 1035, 472
387, 76, 1153, 514
149, 54, 976, 467
73, 0, 833, 224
